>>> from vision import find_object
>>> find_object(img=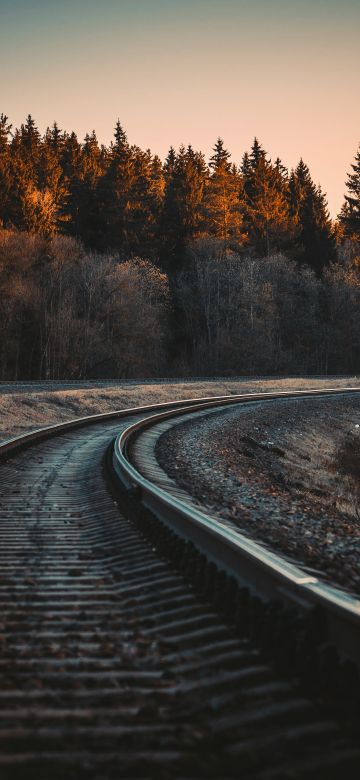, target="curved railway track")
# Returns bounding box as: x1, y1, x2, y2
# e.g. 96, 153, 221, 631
0, 389, 360, 779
